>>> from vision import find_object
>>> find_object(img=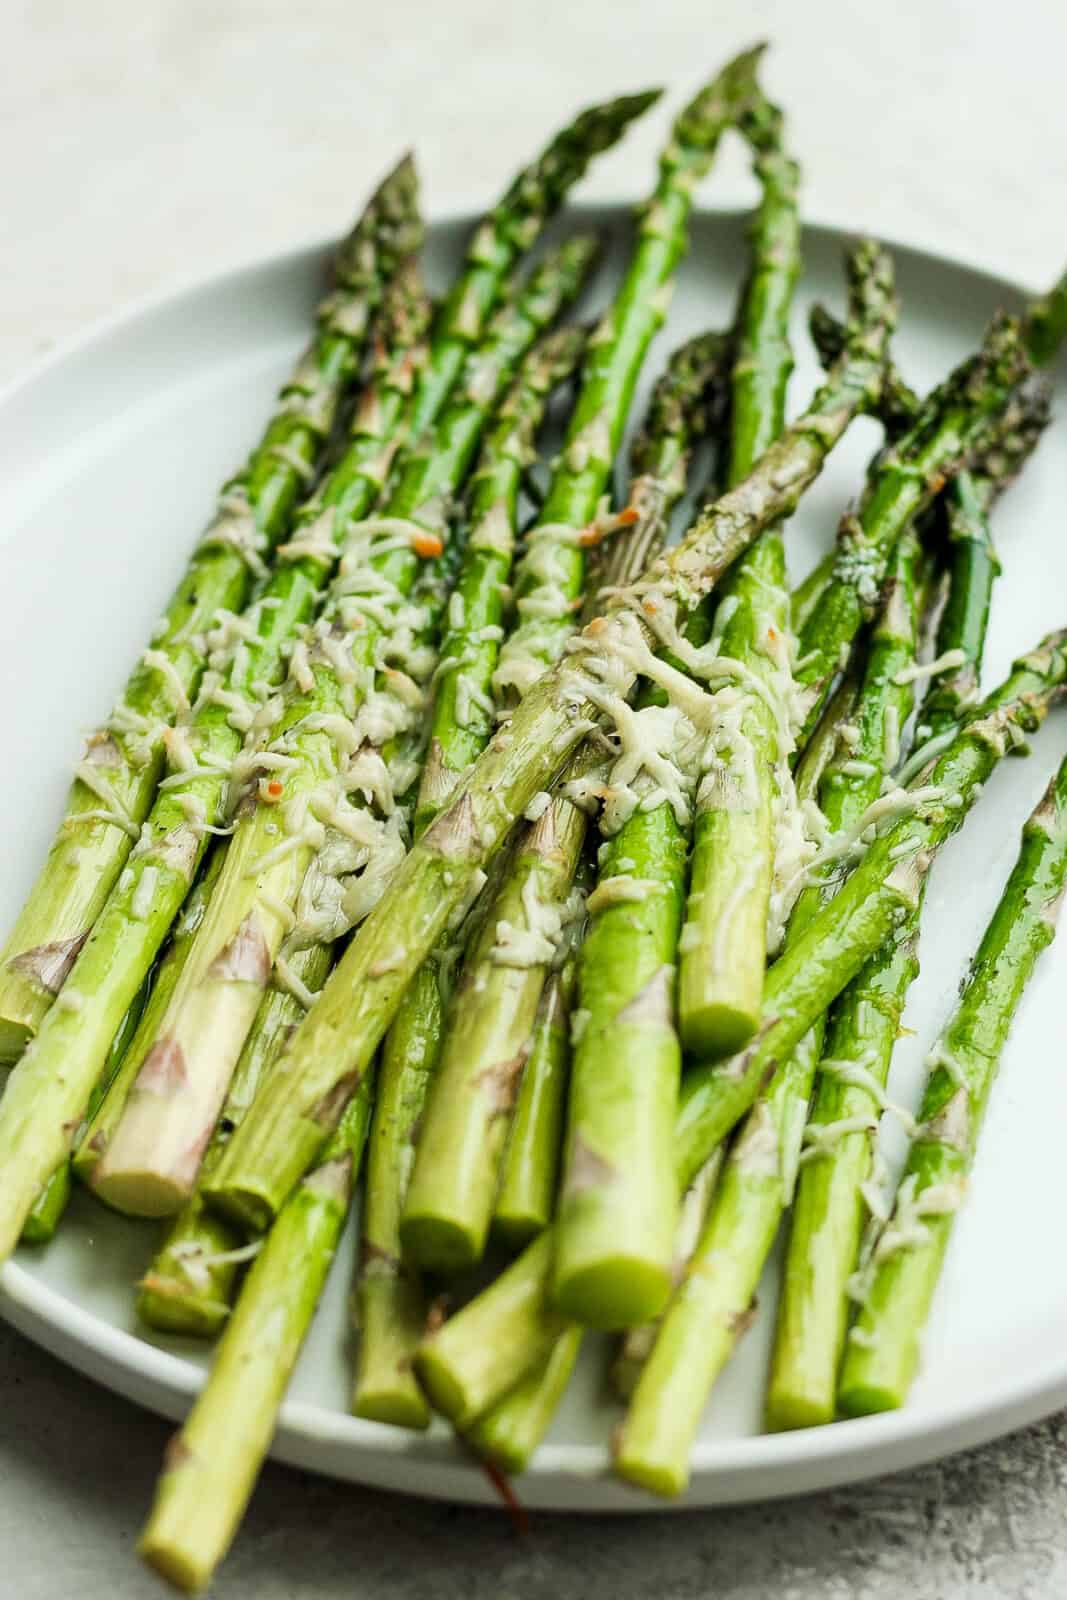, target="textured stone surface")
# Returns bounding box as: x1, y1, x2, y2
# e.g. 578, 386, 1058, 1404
4, 2, 1067, 1595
